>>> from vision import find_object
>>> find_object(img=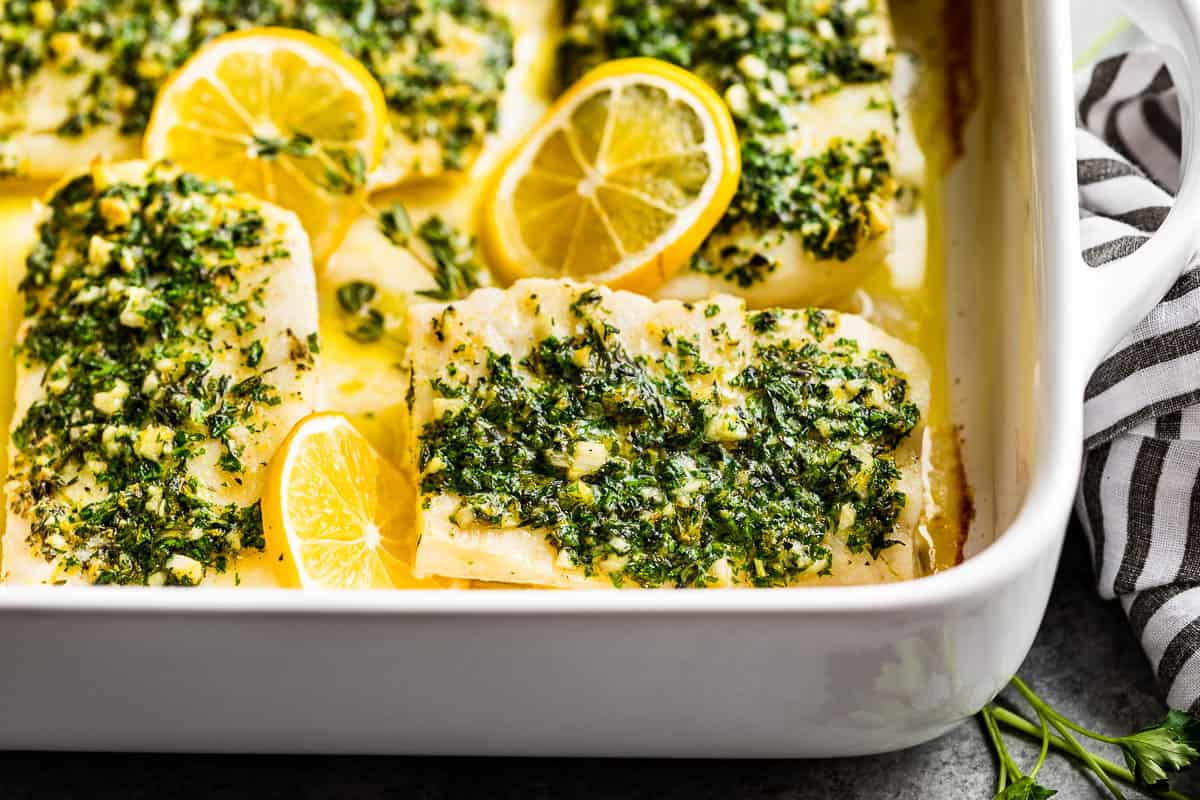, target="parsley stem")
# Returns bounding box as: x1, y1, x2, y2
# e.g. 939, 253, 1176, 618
1045, 714, 1127, 799
1011, 676, 1119, 744
1030, 710, 1051, 780
366, 200, 436, 272
981, 706, 1016, 789
991, 706, 1194, 800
